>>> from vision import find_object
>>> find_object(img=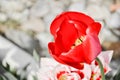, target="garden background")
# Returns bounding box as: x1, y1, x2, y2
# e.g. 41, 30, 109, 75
0, 0, 120, 80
